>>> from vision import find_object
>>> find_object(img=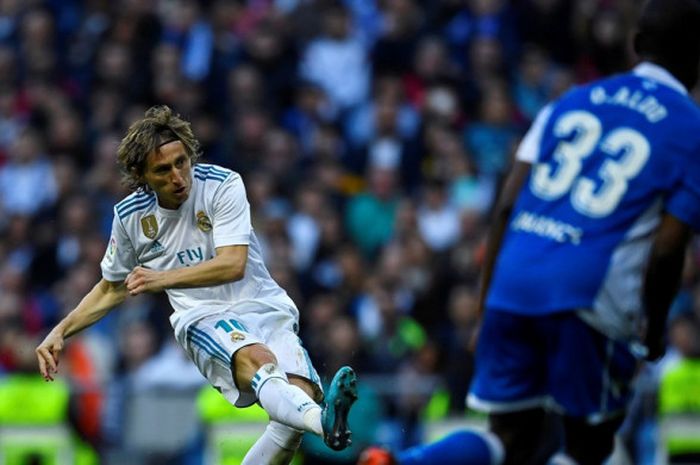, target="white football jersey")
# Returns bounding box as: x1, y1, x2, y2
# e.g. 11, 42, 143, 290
100, 163, 296, 332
